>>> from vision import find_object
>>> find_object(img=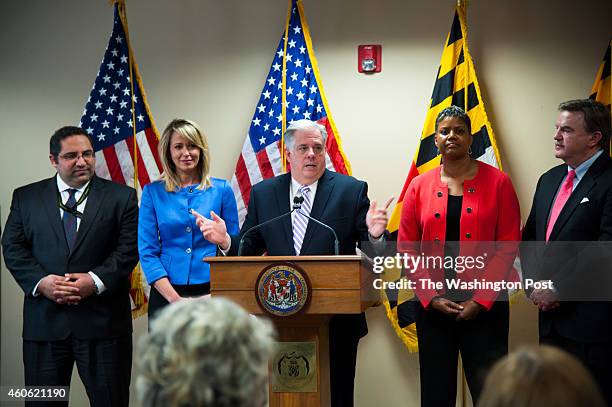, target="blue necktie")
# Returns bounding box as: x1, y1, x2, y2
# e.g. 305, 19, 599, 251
63, 188, 78, 252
